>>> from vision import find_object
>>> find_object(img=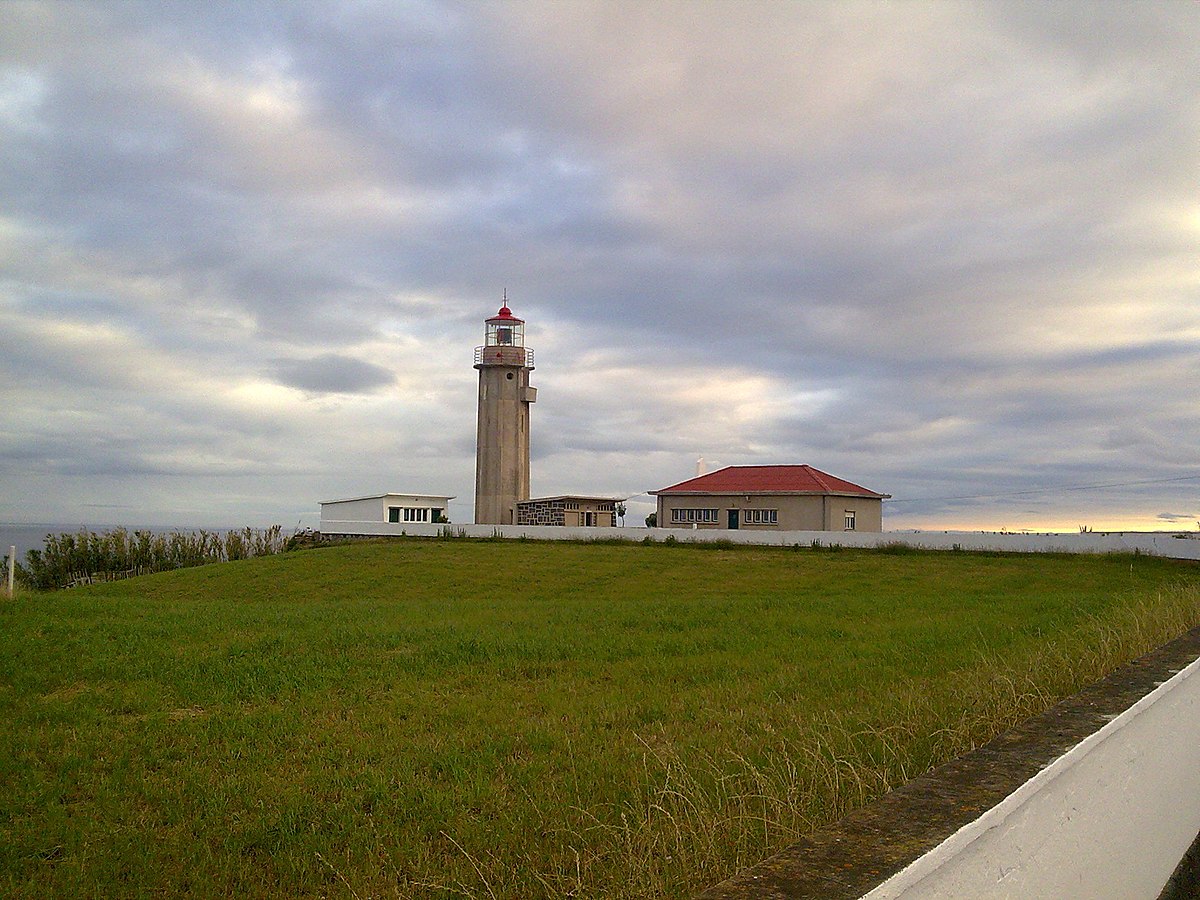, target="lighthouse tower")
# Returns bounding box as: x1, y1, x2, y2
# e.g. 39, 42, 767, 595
474, 298, 536, 524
